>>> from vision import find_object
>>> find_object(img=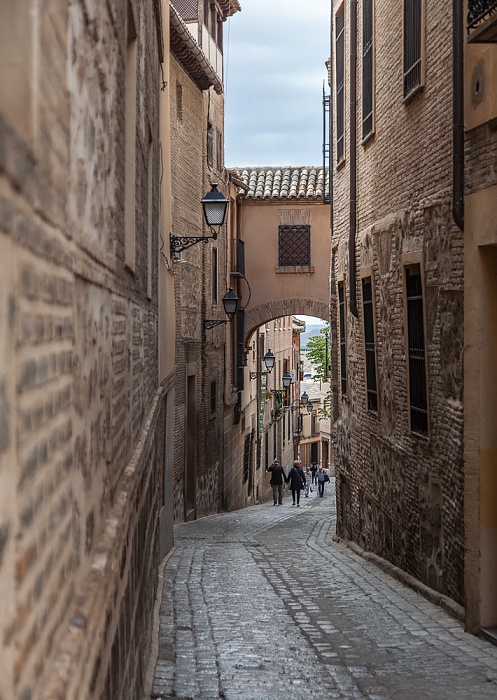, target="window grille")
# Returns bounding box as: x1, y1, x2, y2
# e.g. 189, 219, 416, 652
264, 432, 269, 470
273, 424, 277, 459
243, 434, 250, 483
405, 265, 428, 436
362, 278, 377, 411
278, 225, 310, 266
403, 0, 422, 97
338, 282, 347, 395
336, 7, 345, 161
362, 0, 374, 138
